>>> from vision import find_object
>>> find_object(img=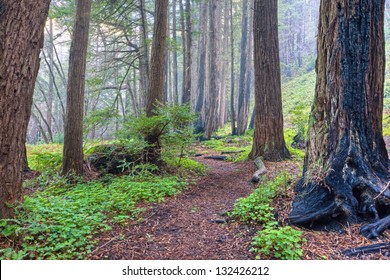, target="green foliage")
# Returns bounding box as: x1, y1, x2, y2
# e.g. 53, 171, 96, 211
118, 104, 196, 163
165, 157, 207, 175
383, 114, 390, 136
0, 174, 186, 260
232, 172, 305, 260
84, 108, 119, 136
284, 128, 305, 160
282, 70, 315, 124
251, 222, 304, 260
203, 130, 253, 162
27, 144, 63, 173
290, 103, 309, 142
232, 172, 289, 224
